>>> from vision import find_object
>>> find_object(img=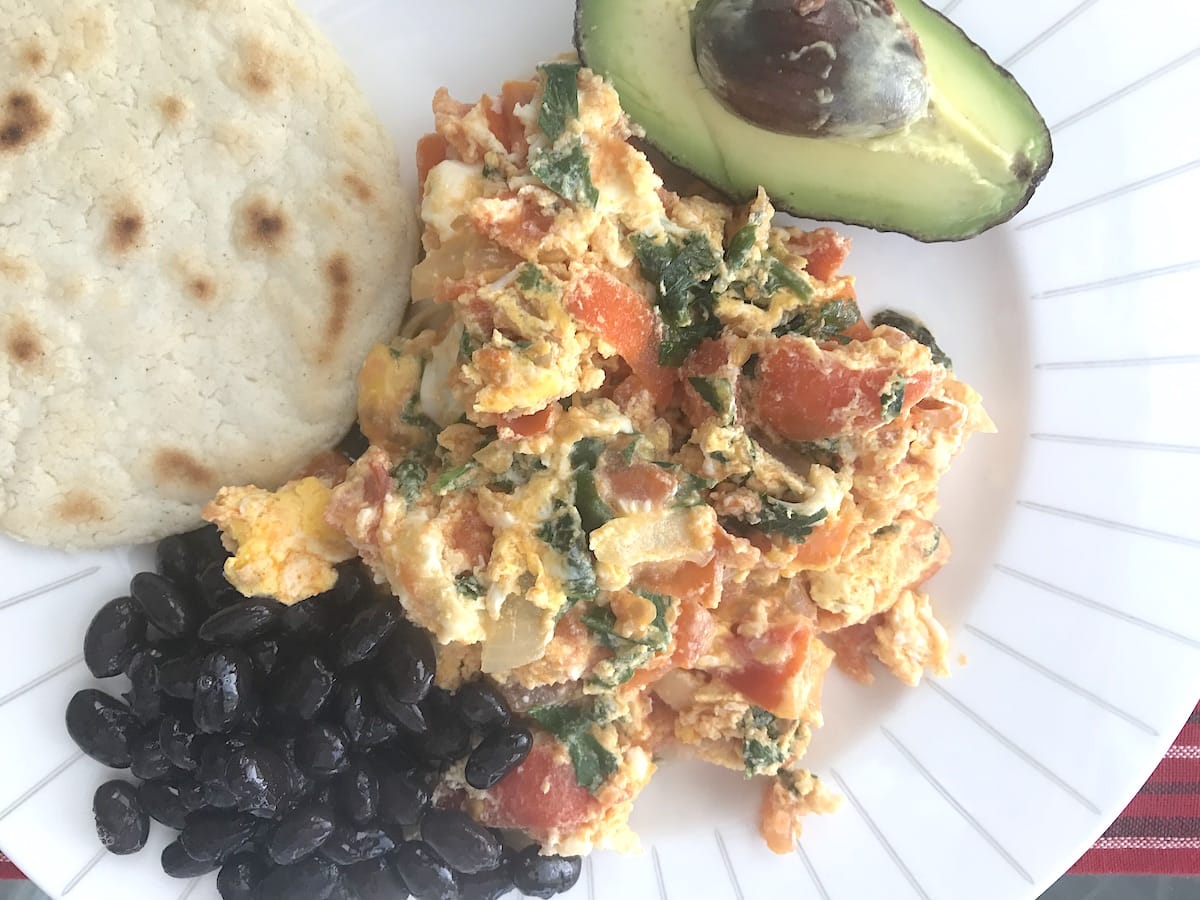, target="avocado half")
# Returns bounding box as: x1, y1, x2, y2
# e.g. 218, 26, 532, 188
575, 0, 1053, 241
